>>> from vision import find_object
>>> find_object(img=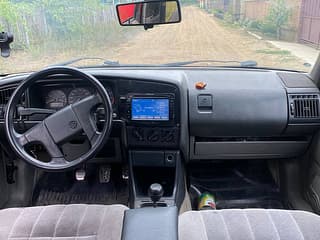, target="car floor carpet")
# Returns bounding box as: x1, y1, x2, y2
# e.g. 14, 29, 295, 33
32, 165, 129, 206
189, 161, 285, 210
